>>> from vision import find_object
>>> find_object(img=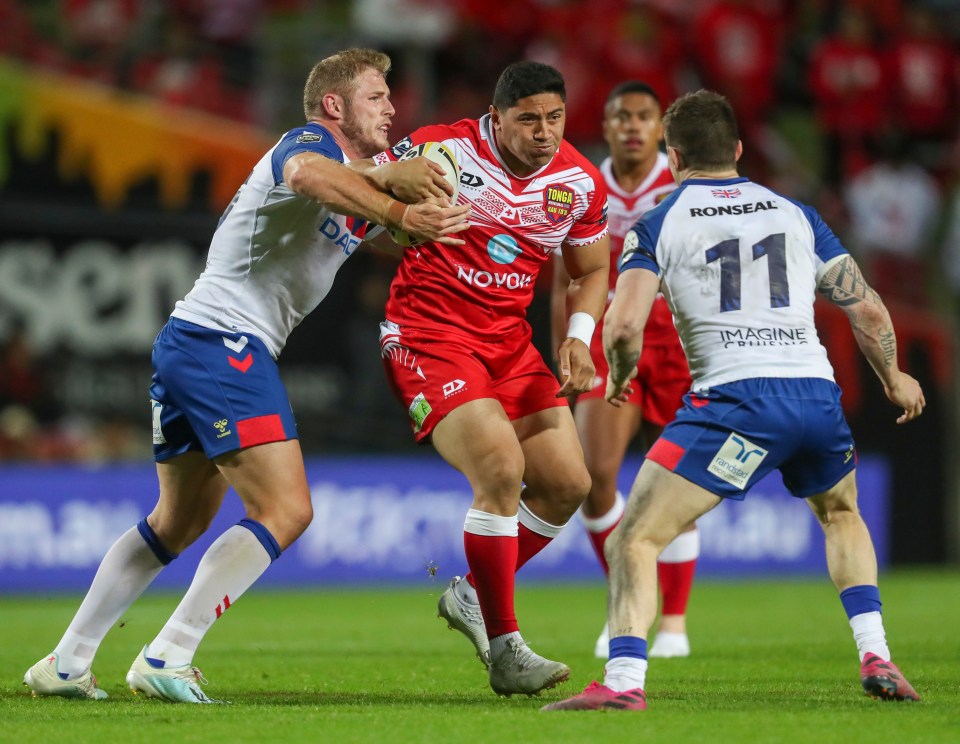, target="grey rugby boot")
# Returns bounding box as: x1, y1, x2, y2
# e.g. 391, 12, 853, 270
437, 576, 490, 666
488, 633, 570, 697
